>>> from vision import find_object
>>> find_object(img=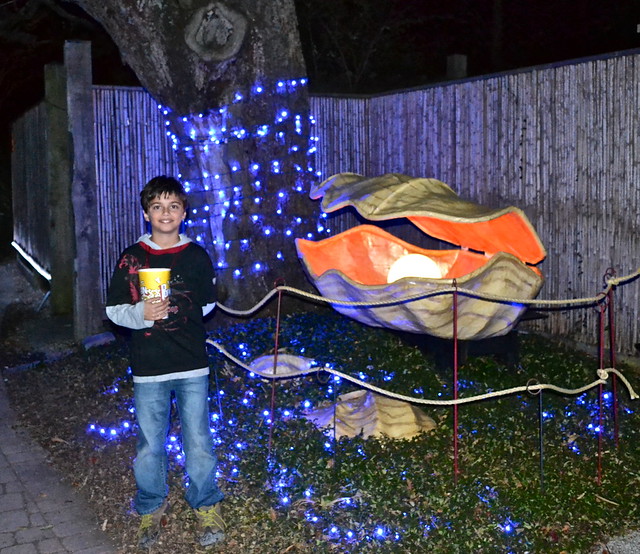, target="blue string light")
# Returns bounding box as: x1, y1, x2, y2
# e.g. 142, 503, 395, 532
87, 330, 621, 551
157, 77, 329, 279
